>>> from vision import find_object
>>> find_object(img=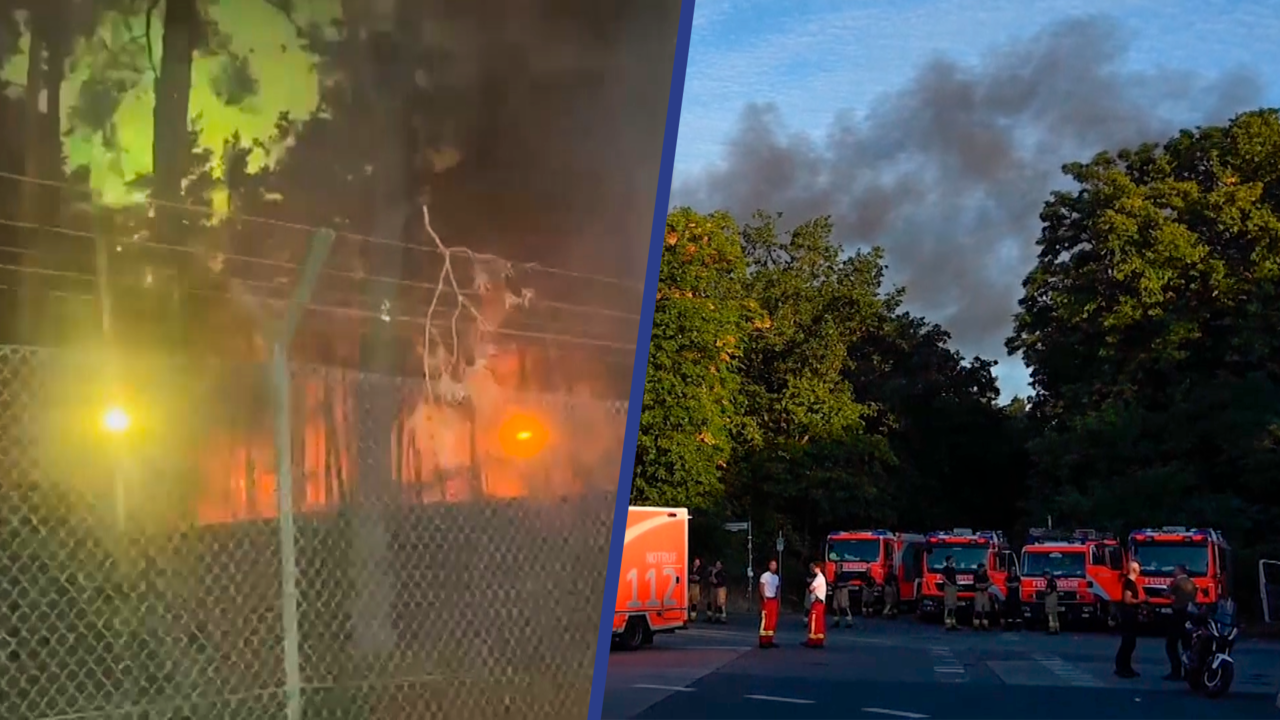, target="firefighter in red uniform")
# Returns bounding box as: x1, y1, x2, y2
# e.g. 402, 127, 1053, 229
758, 560, 780, 649
804, 561, 827, 648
